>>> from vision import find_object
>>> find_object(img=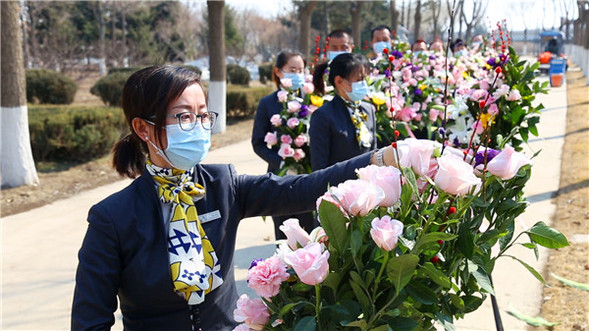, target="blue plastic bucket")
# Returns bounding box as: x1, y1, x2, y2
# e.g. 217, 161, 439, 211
549, 58, 566, 75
